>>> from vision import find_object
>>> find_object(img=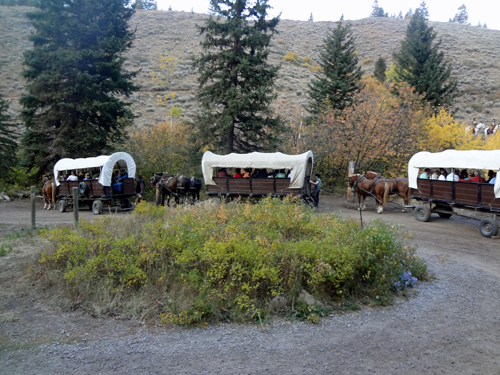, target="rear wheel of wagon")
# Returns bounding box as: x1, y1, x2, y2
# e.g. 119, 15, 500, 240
58, 200, 67, 213
92, 200, 104, 215
437, 206, 453, 219
414, 205, 431, 222
479, 218, 498, 238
